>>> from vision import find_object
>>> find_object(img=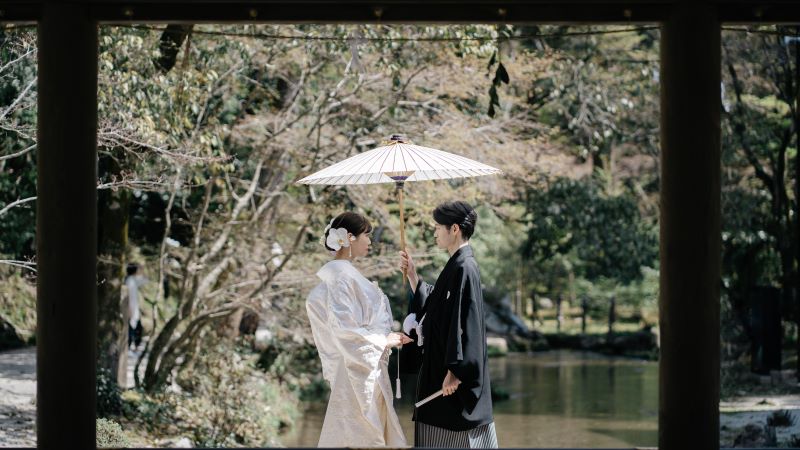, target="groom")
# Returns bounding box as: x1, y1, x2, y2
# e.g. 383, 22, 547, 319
399, 201, 498, 448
